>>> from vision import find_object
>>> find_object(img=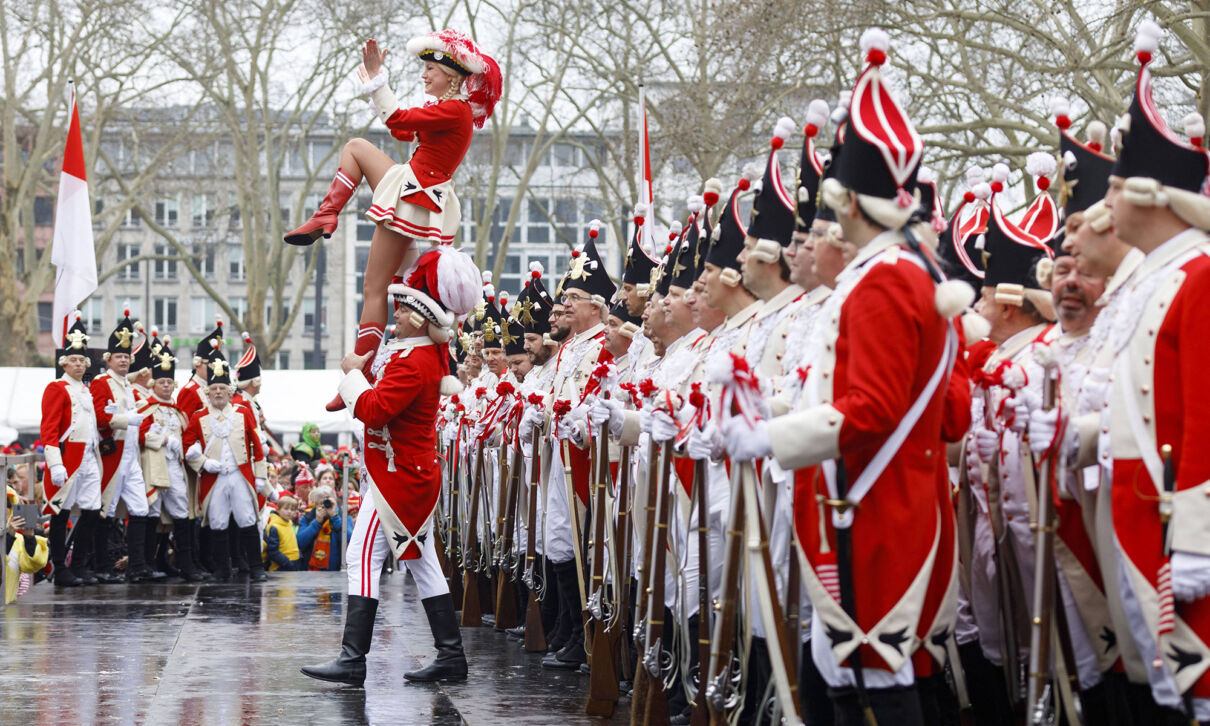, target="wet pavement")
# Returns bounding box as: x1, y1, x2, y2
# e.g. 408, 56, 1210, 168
0, 571, 631, 725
